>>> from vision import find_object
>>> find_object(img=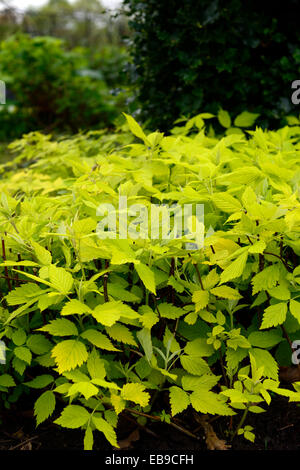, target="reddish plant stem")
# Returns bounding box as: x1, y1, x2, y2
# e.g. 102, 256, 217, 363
103, 259, 109, 302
